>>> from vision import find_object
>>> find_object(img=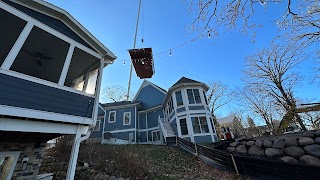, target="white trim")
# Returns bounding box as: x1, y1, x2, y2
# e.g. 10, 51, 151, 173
138, 127, 159, 132
58, 44, 75, 85
83, 71, 90, 92
0, 151, 20, 180
108, 111, 116, 123
123, 112, 131, 125
15, 0, 116, 59
0, 118, 88, 134
138, 105, 162, 114
0, 1, 103, 59
93, 120, 101, 131
105, 128, 136, 133
1, 22, 33, 70
0, 104, 93, 125
0, 70, 95, 98
151, 130, 160, 142
102, 102, 141, 110
193, 133, 215, 137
